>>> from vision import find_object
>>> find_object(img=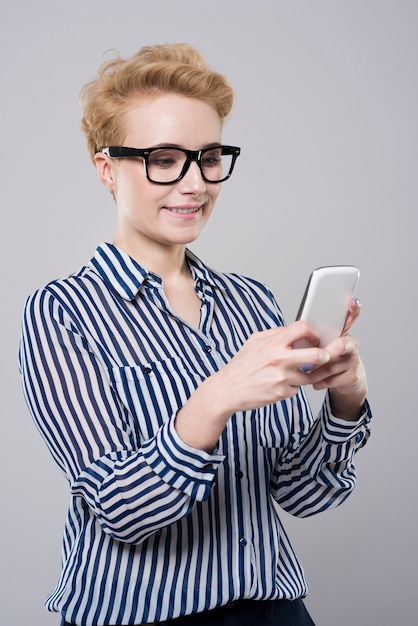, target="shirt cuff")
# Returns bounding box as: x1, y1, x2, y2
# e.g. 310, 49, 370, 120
321, 393, 372, 446
141, 416, 225, 501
